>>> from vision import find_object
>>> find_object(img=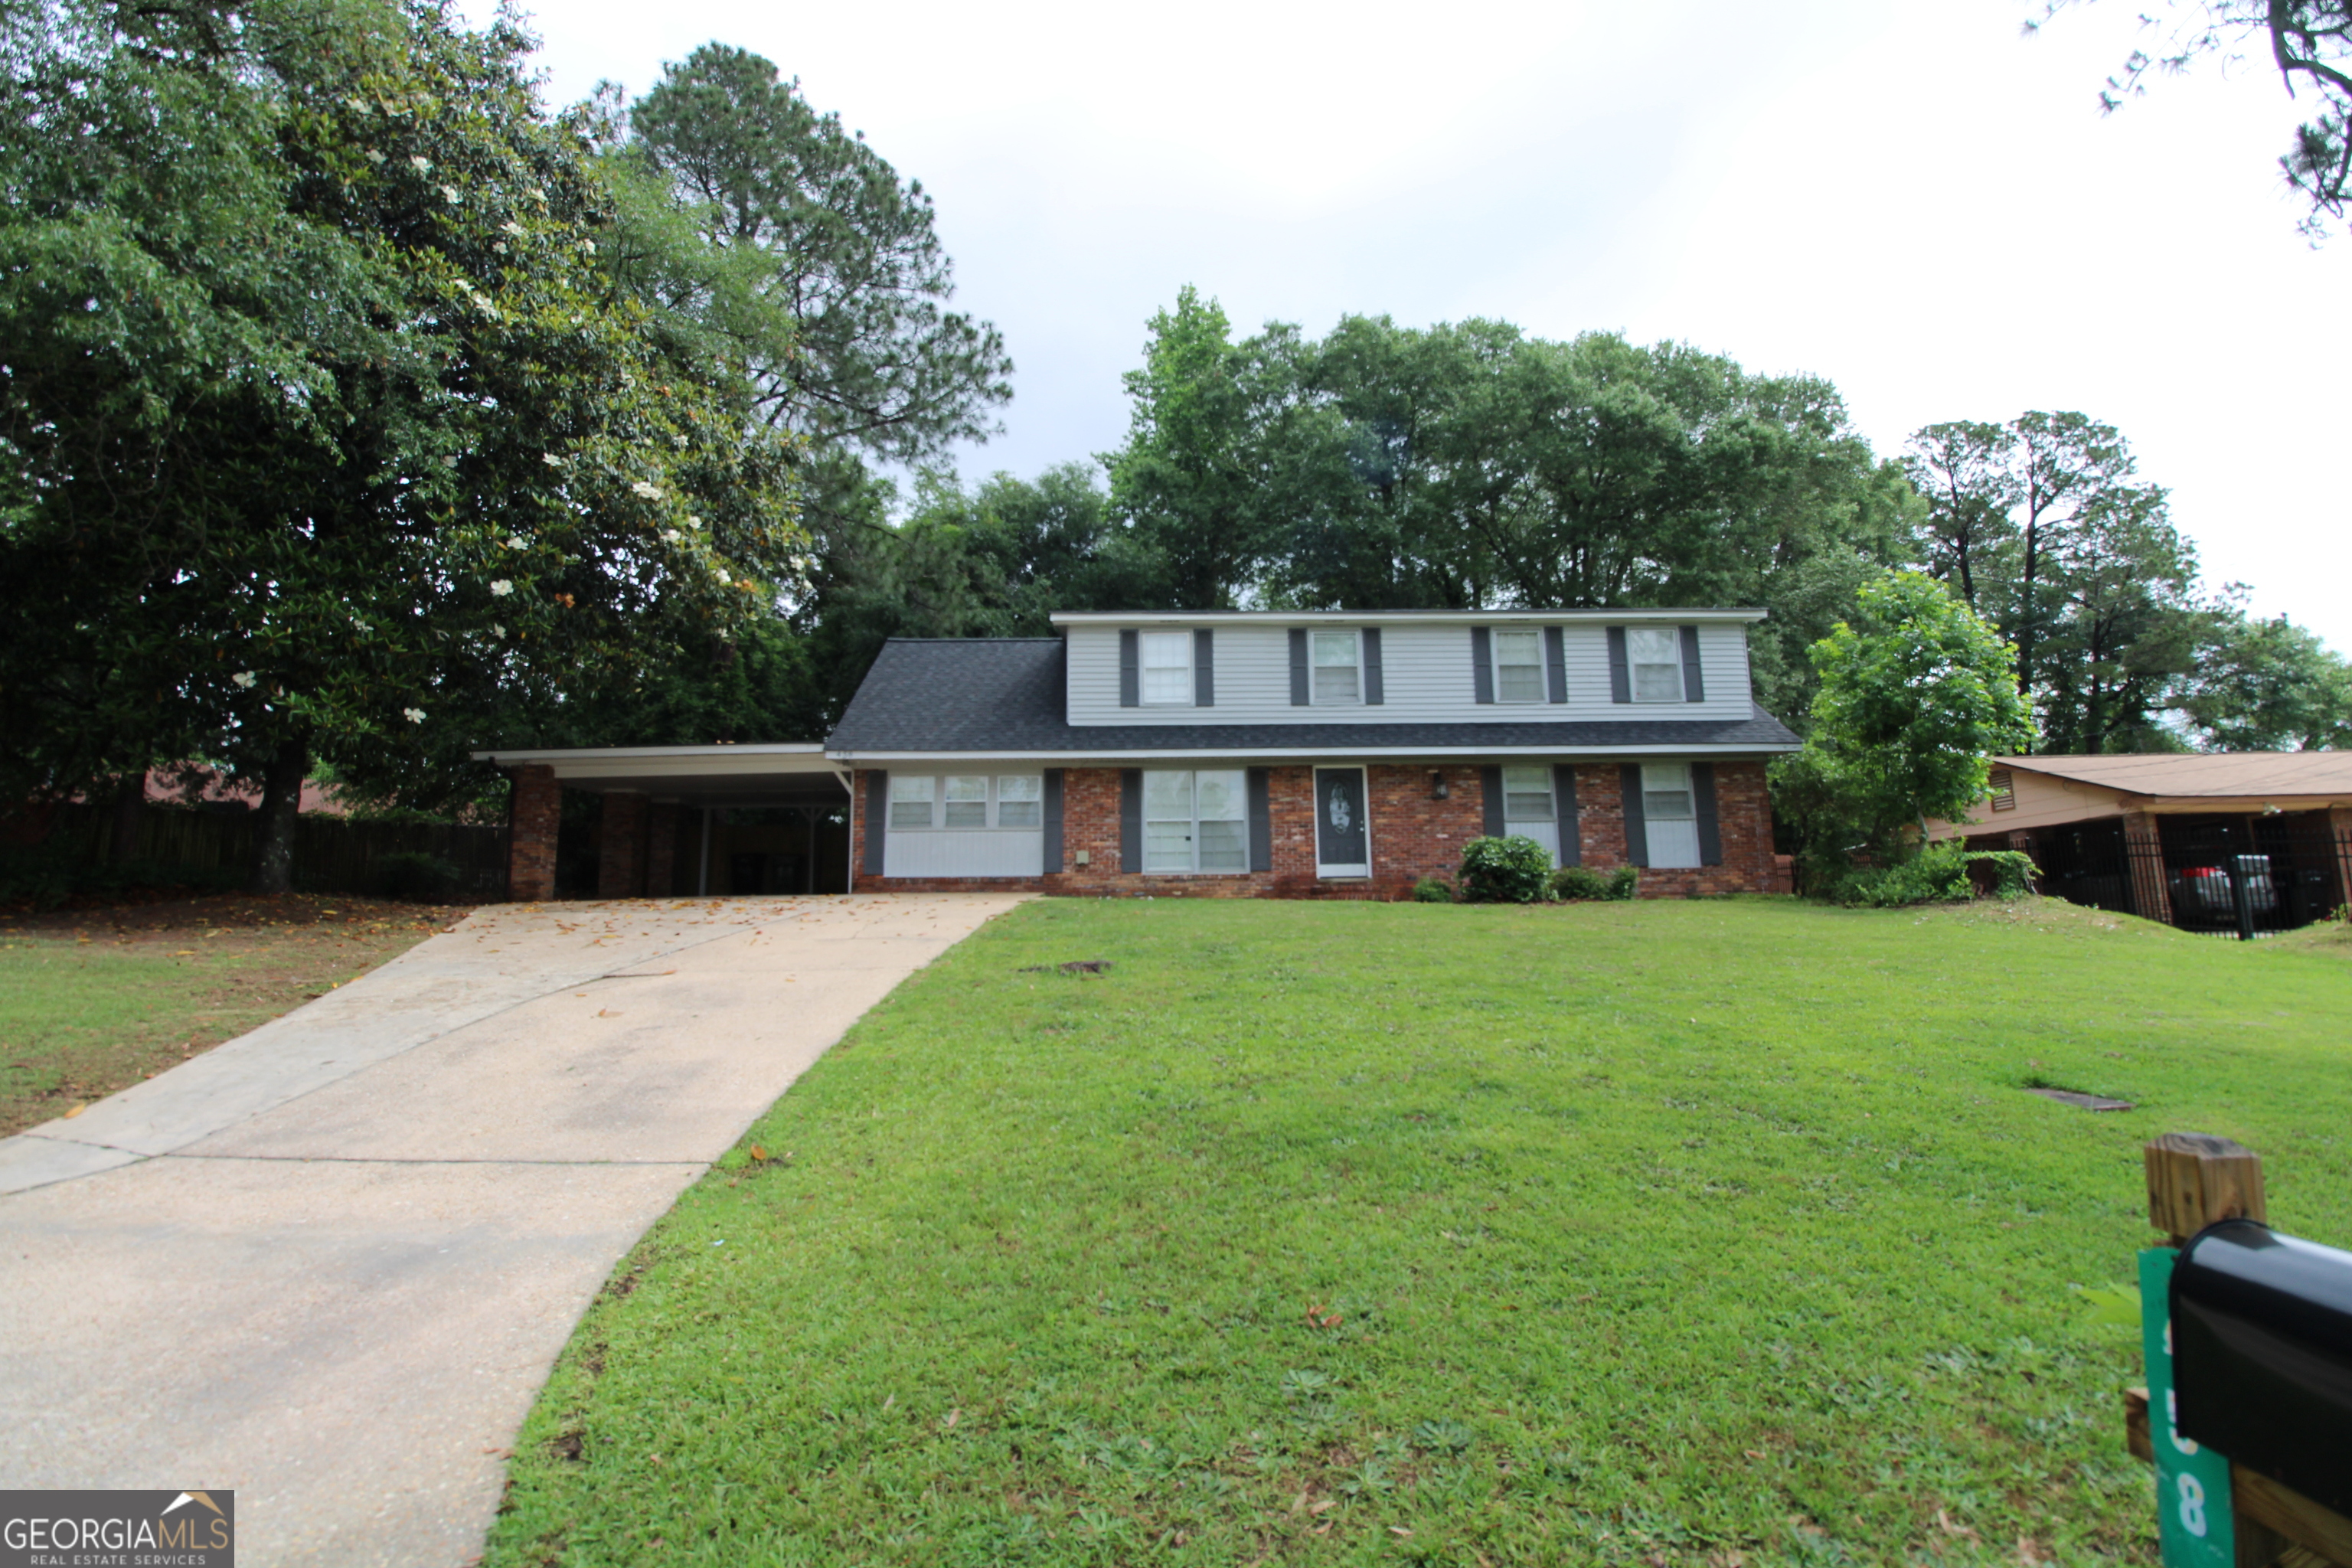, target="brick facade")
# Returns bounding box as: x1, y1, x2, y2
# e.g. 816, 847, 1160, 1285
851, 760, 1779, 900
645, 803, 686, 897
598, 790, 650, 899
506, 764, 561, 902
